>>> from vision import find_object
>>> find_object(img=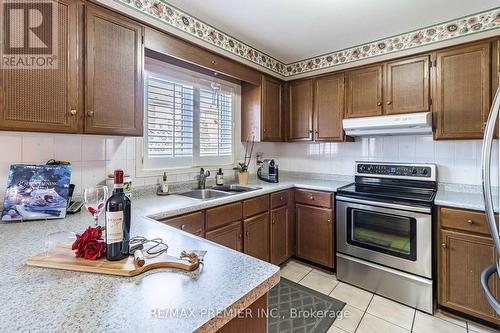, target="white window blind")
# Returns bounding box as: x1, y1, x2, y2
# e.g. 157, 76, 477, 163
142, 59, 236, 171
